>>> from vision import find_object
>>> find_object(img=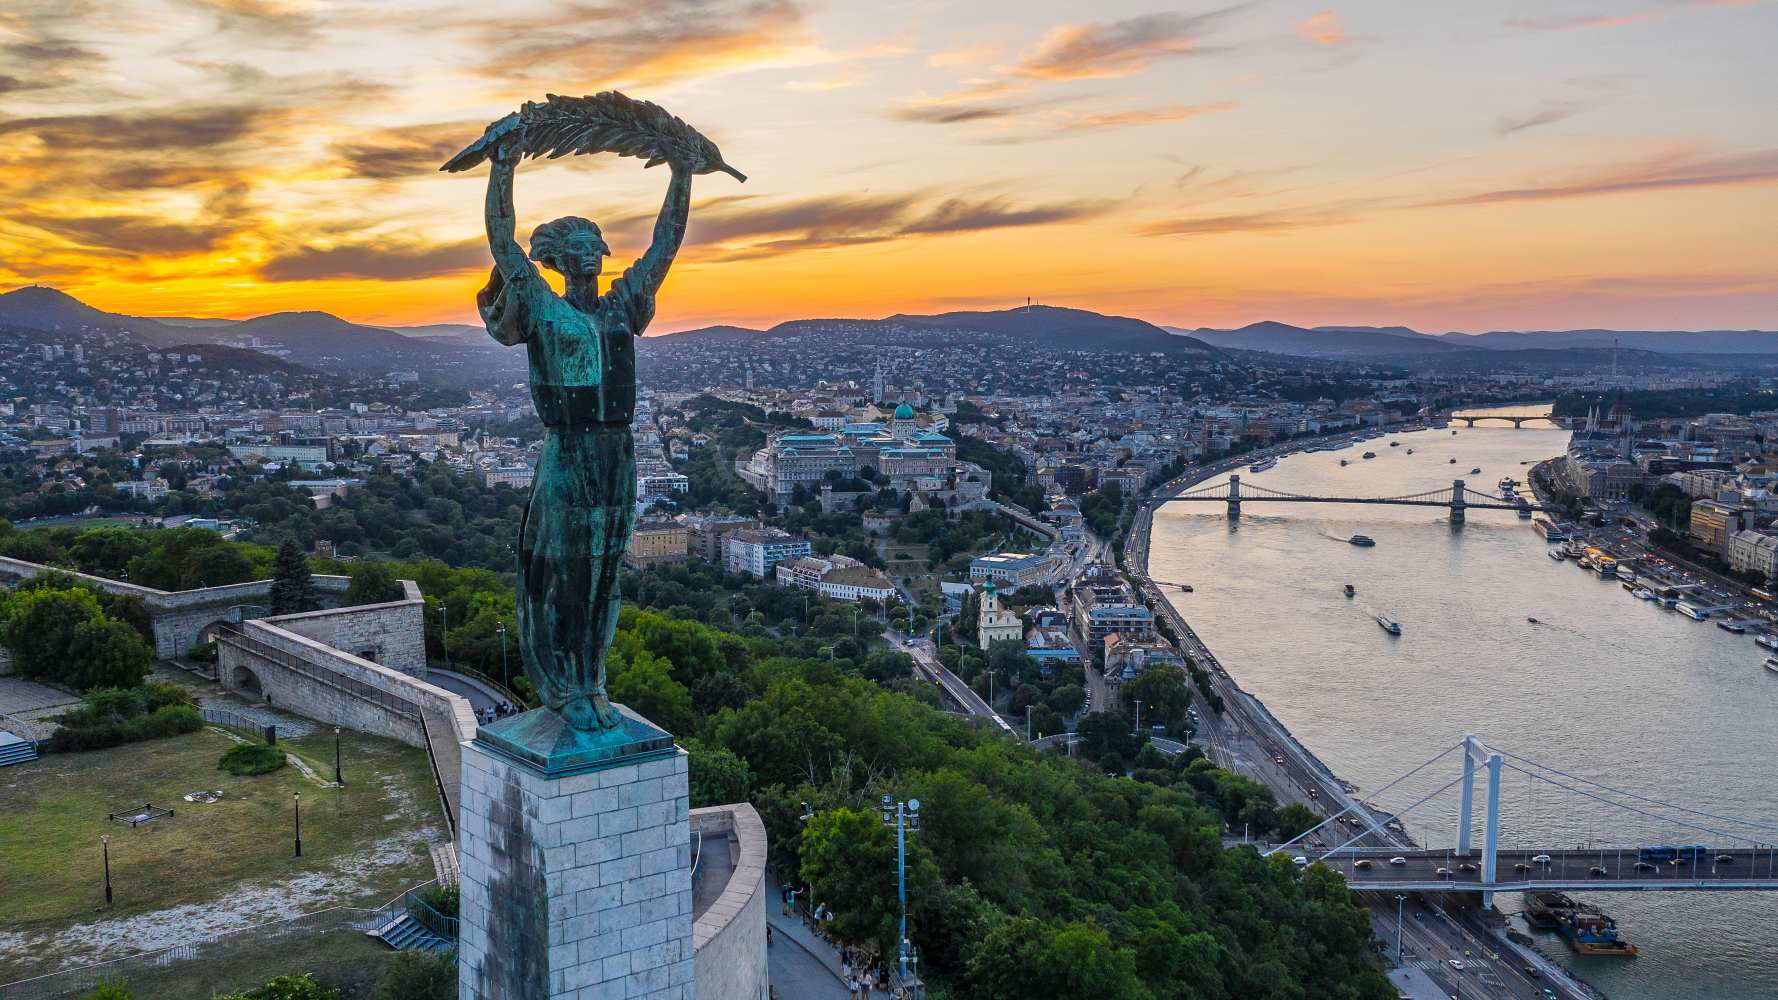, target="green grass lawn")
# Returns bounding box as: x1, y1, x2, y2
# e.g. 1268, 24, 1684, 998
106, 922, 399, 999
0, 725, 445, 982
